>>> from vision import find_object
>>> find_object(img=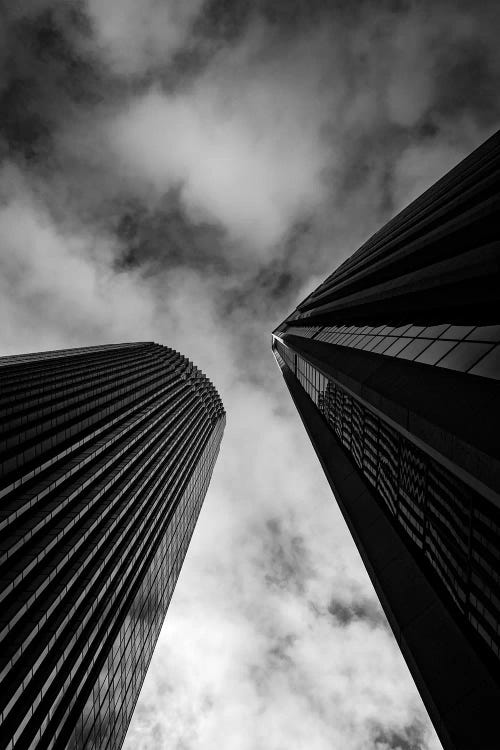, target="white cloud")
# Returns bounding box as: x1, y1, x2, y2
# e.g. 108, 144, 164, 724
107, 26, 334, 253
0, 164, 156, 353
390, 118, 490, 213
85, 0, 205, 75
